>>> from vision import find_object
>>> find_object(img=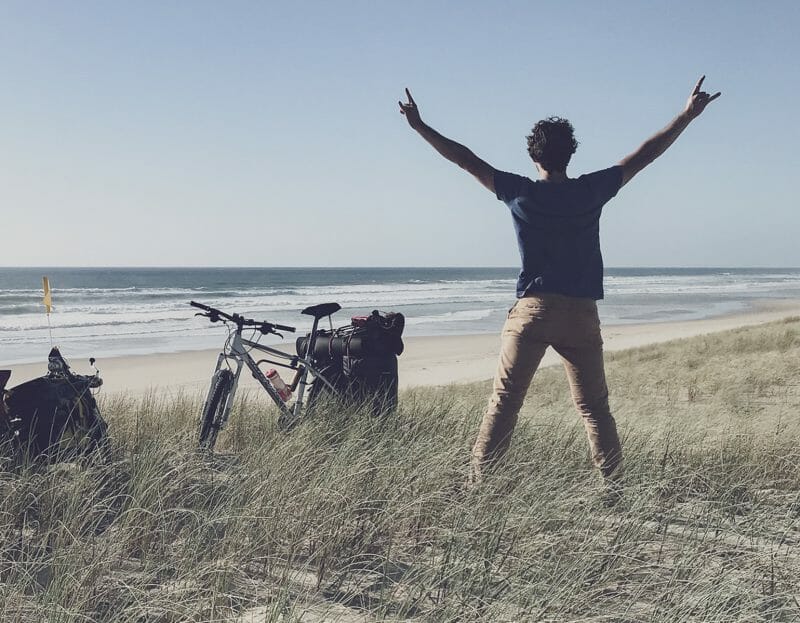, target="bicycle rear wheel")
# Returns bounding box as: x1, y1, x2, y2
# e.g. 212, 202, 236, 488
306, 363, 348, 412
199, 369, 234, 450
